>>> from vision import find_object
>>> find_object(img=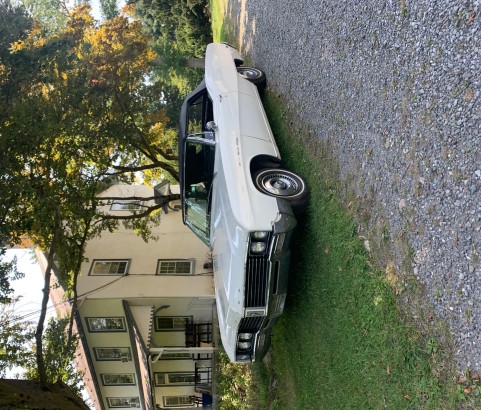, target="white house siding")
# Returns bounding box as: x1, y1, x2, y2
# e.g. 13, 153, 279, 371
46, 184, 215, 409
78, 184, 213, 299
129, 305, 154, 348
